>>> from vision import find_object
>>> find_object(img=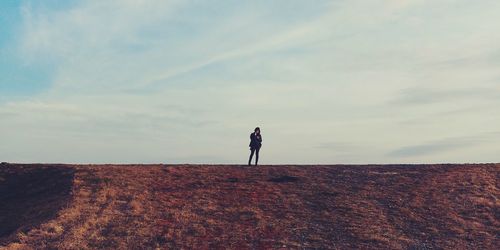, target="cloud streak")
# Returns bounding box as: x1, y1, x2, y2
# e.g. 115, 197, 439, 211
388, 132, 500, 159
